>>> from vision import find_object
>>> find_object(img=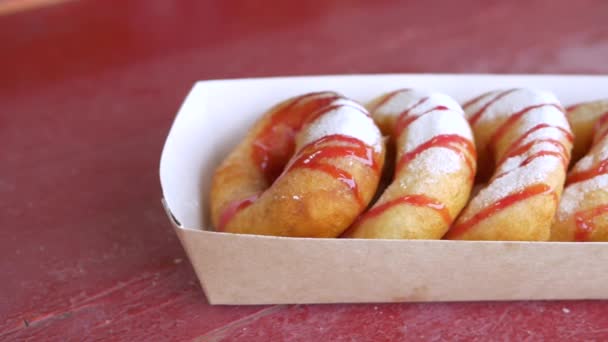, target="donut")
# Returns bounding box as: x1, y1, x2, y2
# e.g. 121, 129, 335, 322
210, 92, 385, 237
566, 100, 608, 164
444, 88, 573, 241
551, 100, 608, 241
343, 89, 476, 239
